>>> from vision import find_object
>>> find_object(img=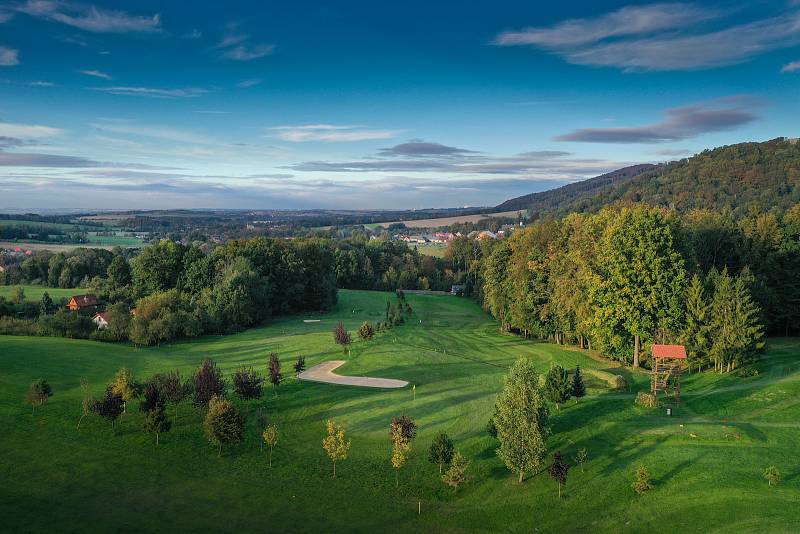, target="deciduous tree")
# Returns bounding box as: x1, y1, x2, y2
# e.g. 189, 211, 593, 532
294, 355, 306, 376
268, 353, 282, 396
494, 358, 550, 483
333, 322, 352, 354
428, 433, 454, 474
764, 466, 780, 487
548, 450, 570, 498
193, 359, 225, 407
322, 419, 351, 478
26, 378, 52, 414
111, 367, 137, 413
390, 422, 411, 488
92, 386, 124, 434
203, 395, 244, 457
442, 451, 470, 491
233, 366, 263, 400
262, 424, 278, 467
